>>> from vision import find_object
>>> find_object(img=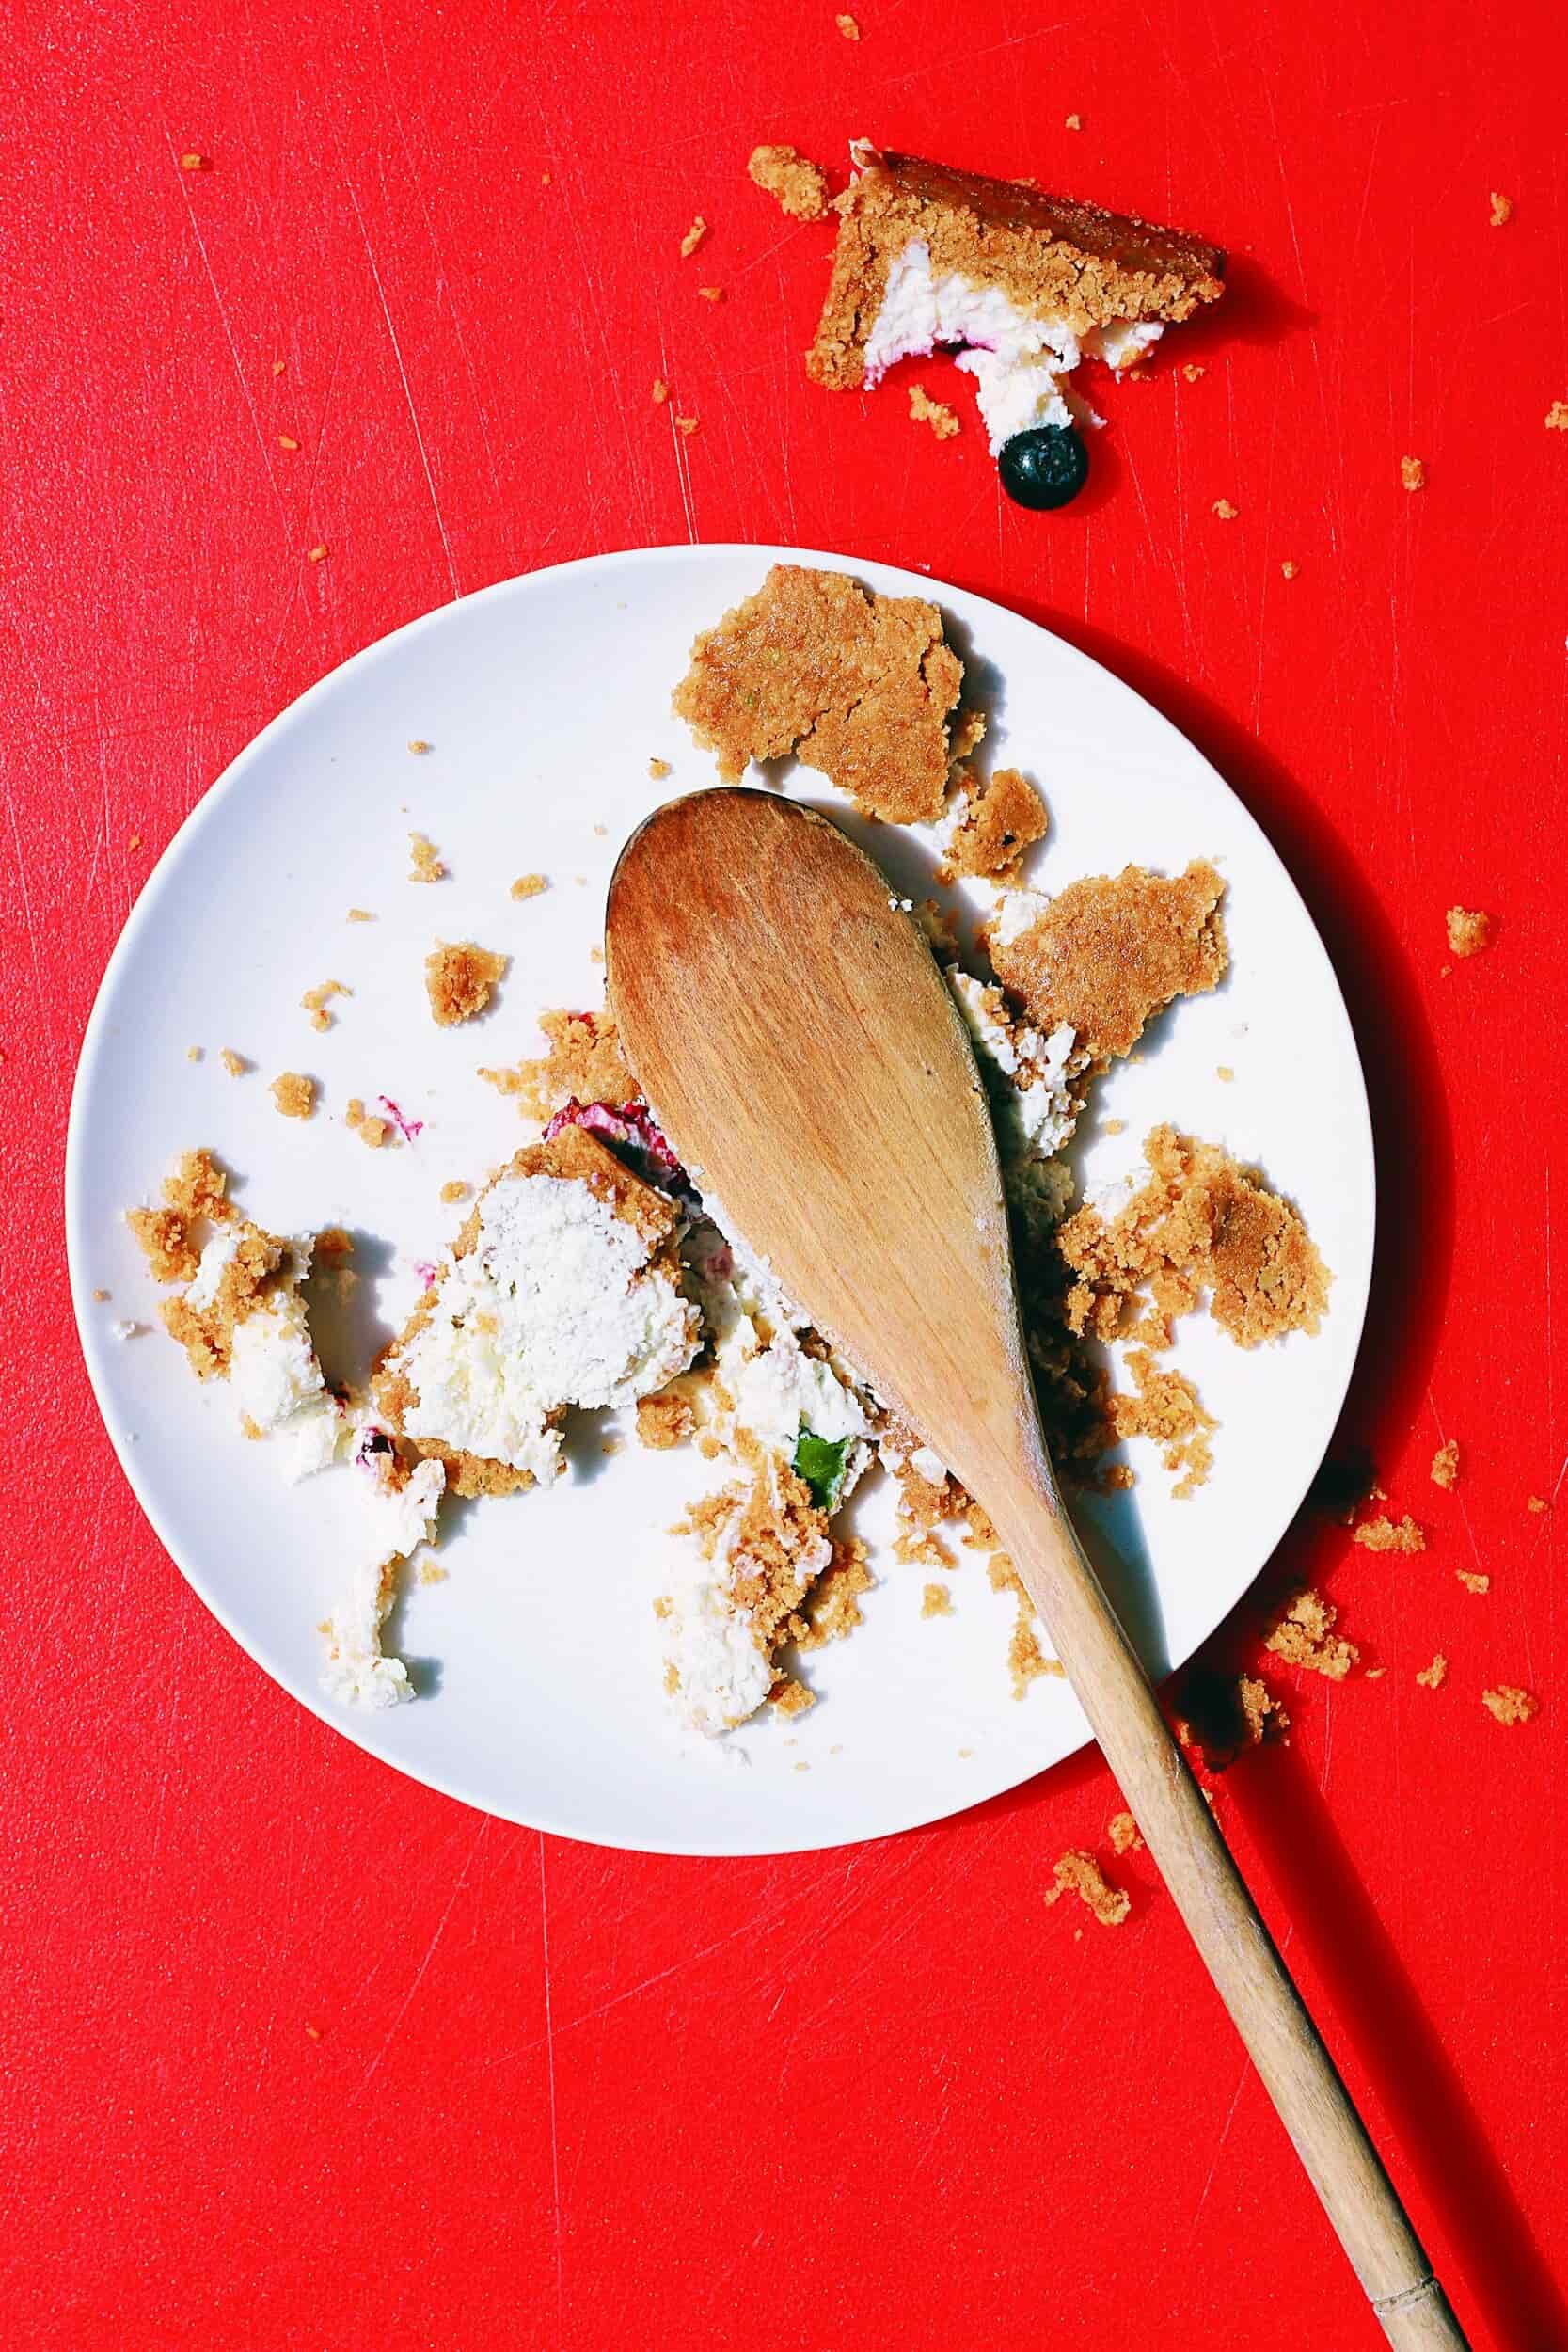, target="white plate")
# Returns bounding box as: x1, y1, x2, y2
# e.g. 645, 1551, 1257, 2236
66, 544, 1373, 1857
